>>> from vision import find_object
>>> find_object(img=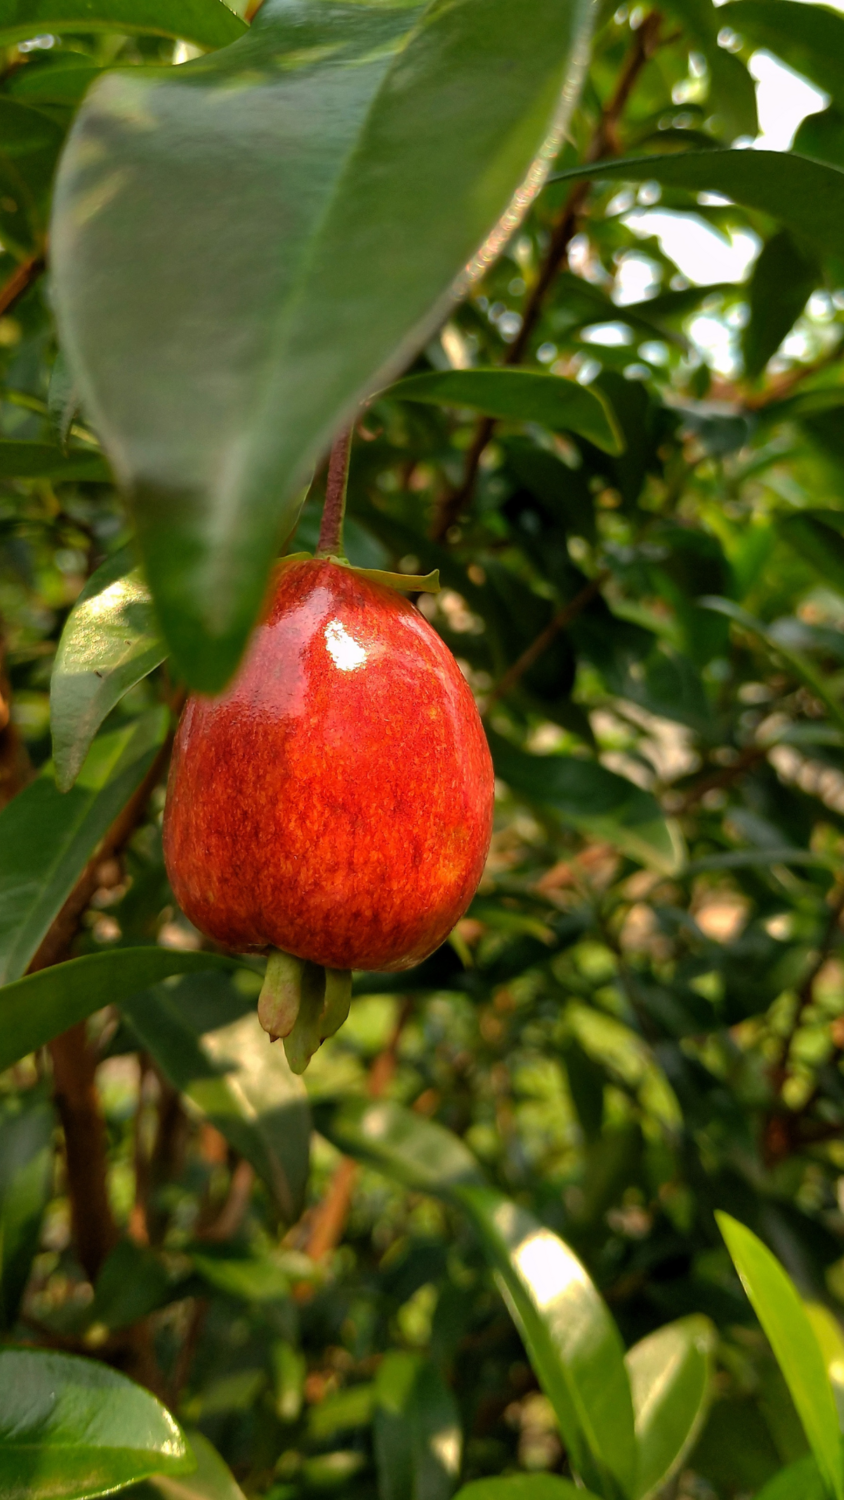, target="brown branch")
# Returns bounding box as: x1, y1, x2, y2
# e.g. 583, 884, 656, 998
432, 11, 663, 542
0, 617, 33, 809
49, 1023, 117, 1281
483, 571, 609, 713
0, 252, 44, 320
317, 429, 352, 557
669, 744, 768, 815
302, 998, 413, 1264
